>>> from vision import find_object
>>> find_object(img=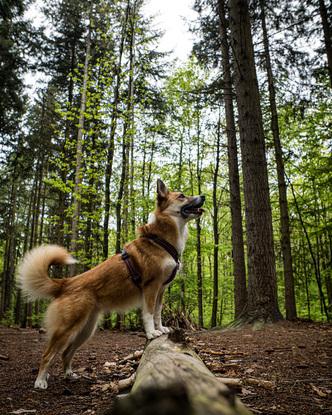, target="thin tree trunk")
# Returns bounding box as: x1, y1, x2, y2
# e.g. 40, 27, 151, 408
115, 0, 136, 254
196, 218, 203, 327
318, 0, 332, 87
211, 117, 221, 327
260, 0, 297, 320
177, 127, 185, 189
287, 175, 330, 320
302, 239, 311, 319
218, 0, 247, 318
228, 0, 282, 323
0, 179, 18, 318
70, 24, 91, 264
56, 41, 76, 247
130, 131, 136, 237
196, 114, 204, 328
103, 2, 130, 259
